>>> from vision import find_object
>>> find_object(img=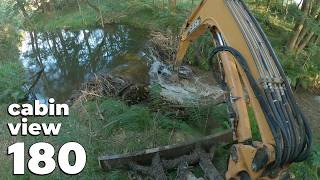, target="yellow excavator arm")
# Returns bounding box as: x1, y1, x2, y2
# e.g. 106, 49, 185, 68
176, 0, 312, 179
